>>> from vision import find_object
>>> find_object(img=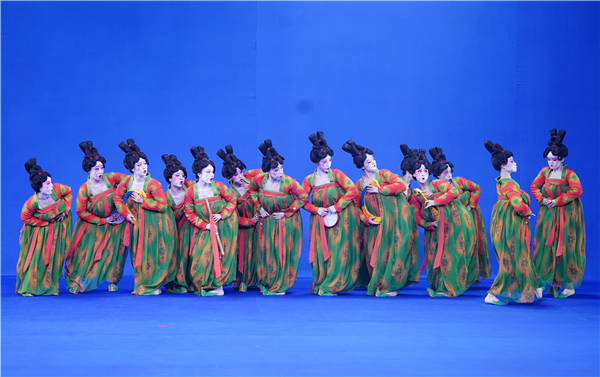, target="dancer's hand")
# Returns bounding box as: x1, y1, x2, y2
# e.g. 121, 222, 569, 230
252, 214, 260, 224
317, 208, 328, 217
368, 217, 379, 225
327, 206, 337, 214
131, 193, 143, 203
424, 200, 435, 208
212, 214, 222, 223
431, 221, 439, 228
272, 212, 285, 220
126, 214, 136, 224
367, 186, 379, 194
259, 207, 270, 218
